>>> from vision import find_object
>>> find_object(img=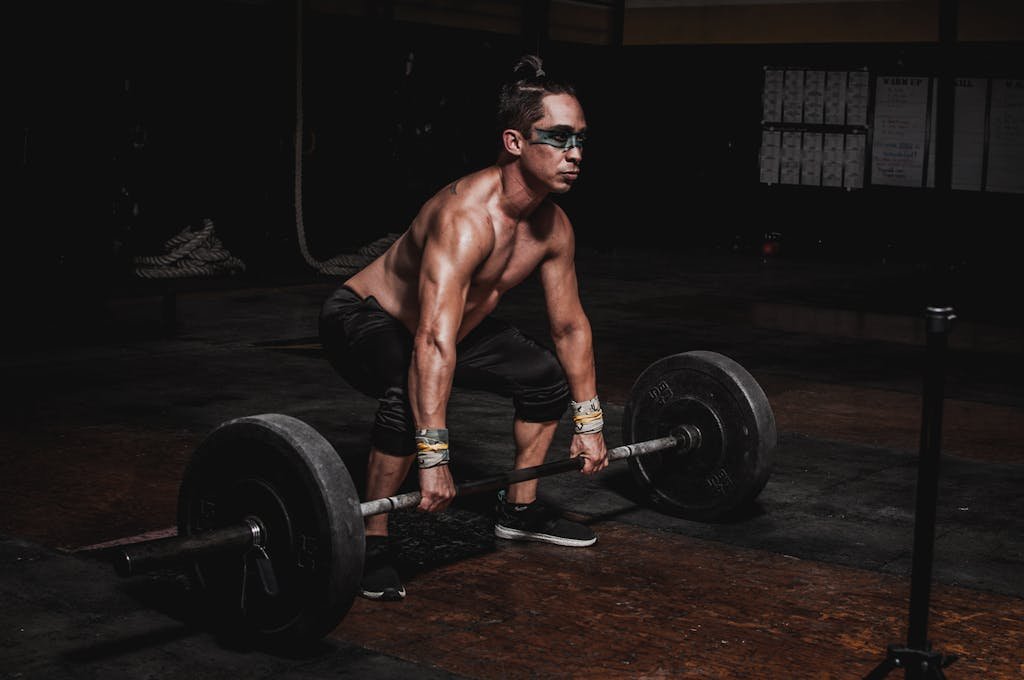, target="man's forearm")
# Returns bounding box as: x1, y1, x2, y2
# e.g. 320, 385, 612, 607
408, 338, 456, 428
553, 325, 597, 400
